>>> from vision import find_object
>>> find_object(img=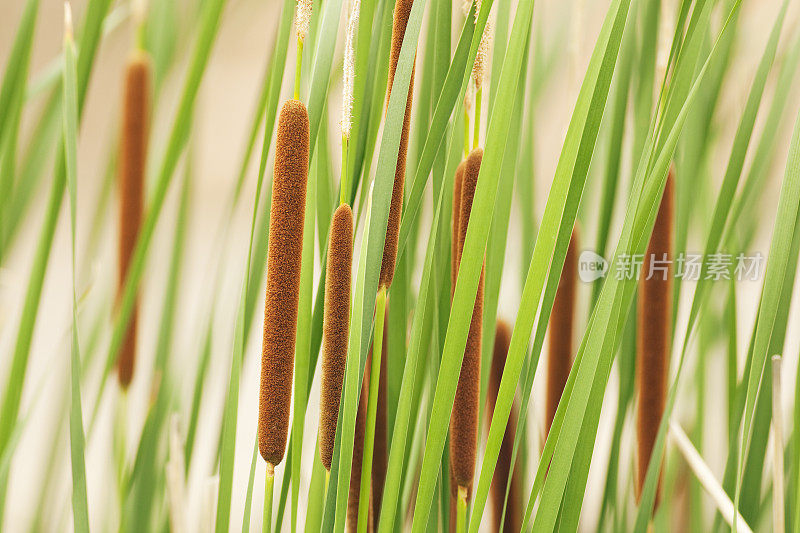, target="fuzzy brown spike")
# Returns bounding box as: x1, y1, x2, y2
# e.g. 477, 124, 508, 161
319, 204, 354, 470
451, 161, 466, 299
486, 320, 521, 533
117, 51, 150, 389
348, 355, 373, 532
636, 166, 674, 504
372, 311, 389, 524
545, 226, 579, 435
449, 148, 484, 492
258, 99, 310, 466
378, 0, 416, 289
